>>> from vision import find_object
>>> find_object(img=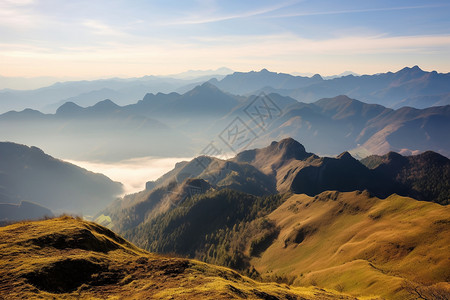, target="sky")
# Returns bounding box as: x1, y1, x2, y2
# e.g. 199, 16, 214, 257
1, 0, 450, 79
